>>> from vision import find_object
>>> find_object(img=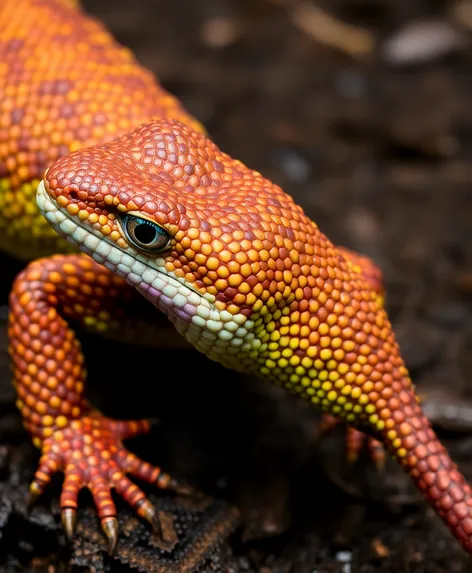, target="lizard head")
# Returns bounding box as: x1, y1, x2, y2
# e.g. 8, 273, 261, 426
37, 119, 335, 364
